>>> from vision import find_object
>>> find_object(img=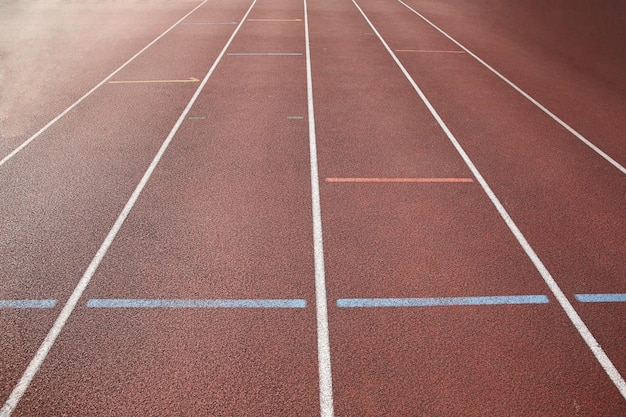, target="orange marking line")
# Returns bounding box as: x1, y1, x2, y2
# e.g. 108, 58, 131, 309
395, 49, 465, 54
325, 178, 474, 183
247, 18, 303, 22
